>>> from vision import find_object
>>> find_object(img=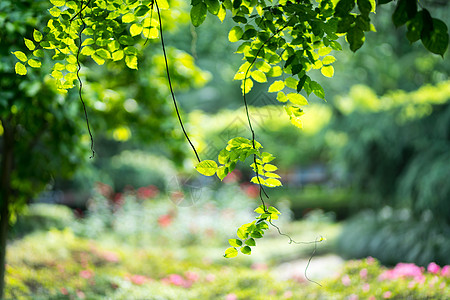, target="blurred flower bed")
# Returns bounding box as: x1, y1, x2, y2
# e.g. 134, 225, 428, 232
5, 182, 450, 299
5, 228, 450, 299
